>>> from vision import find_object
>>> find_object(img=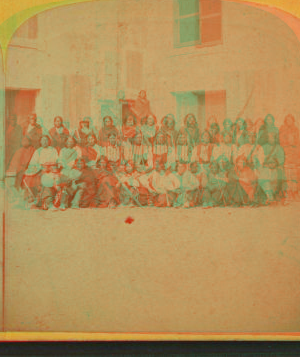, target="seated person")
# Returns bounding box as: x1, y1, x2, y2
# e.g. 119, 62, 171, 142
140, 160, 180, 207
39, 163, 63, 210
227, 155, 257, 206
57, 136, 82, 177
174, 162, 200, 208
236, 131, 264, 172
81, 134, 102, 168
202, 162, 228, 207
23, 135, 58, 203
94, 156, 120, 208
116, 161, 142, 207
187, 162, 208, 207
60, 158, 97, 209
